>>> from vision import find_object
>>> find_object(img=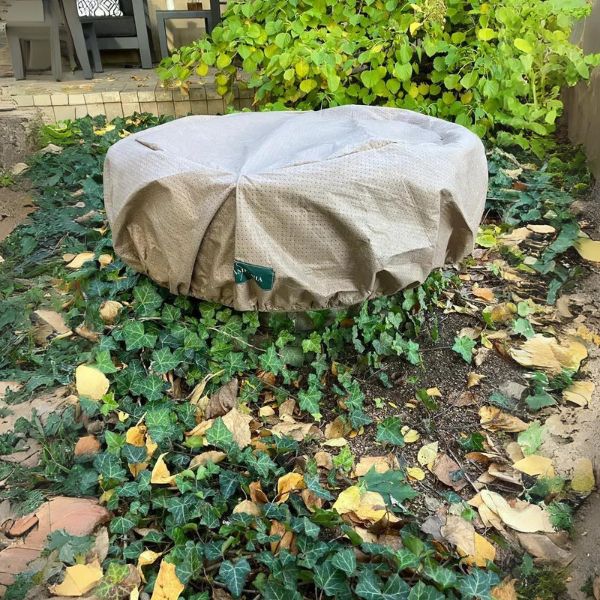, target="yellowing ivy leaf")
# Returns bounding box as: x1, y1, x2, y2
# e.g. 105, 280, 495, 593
151, 560, 185, 600
49, 560, 103, 596
99, 300, 123, 324
407, 467, 425, 480
75, 365, 109, 400
150, 453, 175, 485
